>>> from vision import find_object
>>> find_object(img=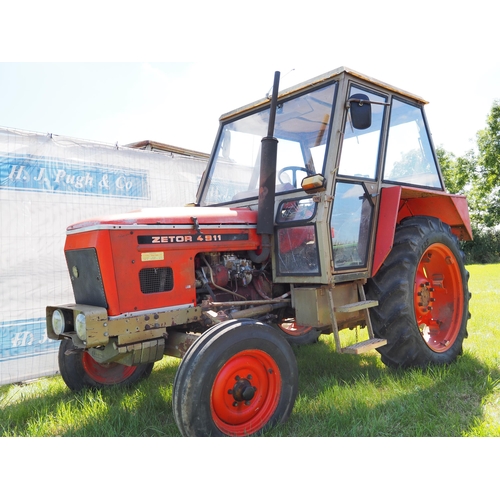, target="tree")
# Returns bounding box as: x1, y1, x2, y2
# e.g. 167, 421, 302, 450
476, 100, 500, 193
437, 101, 500, 262
436, 146, 476, 195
